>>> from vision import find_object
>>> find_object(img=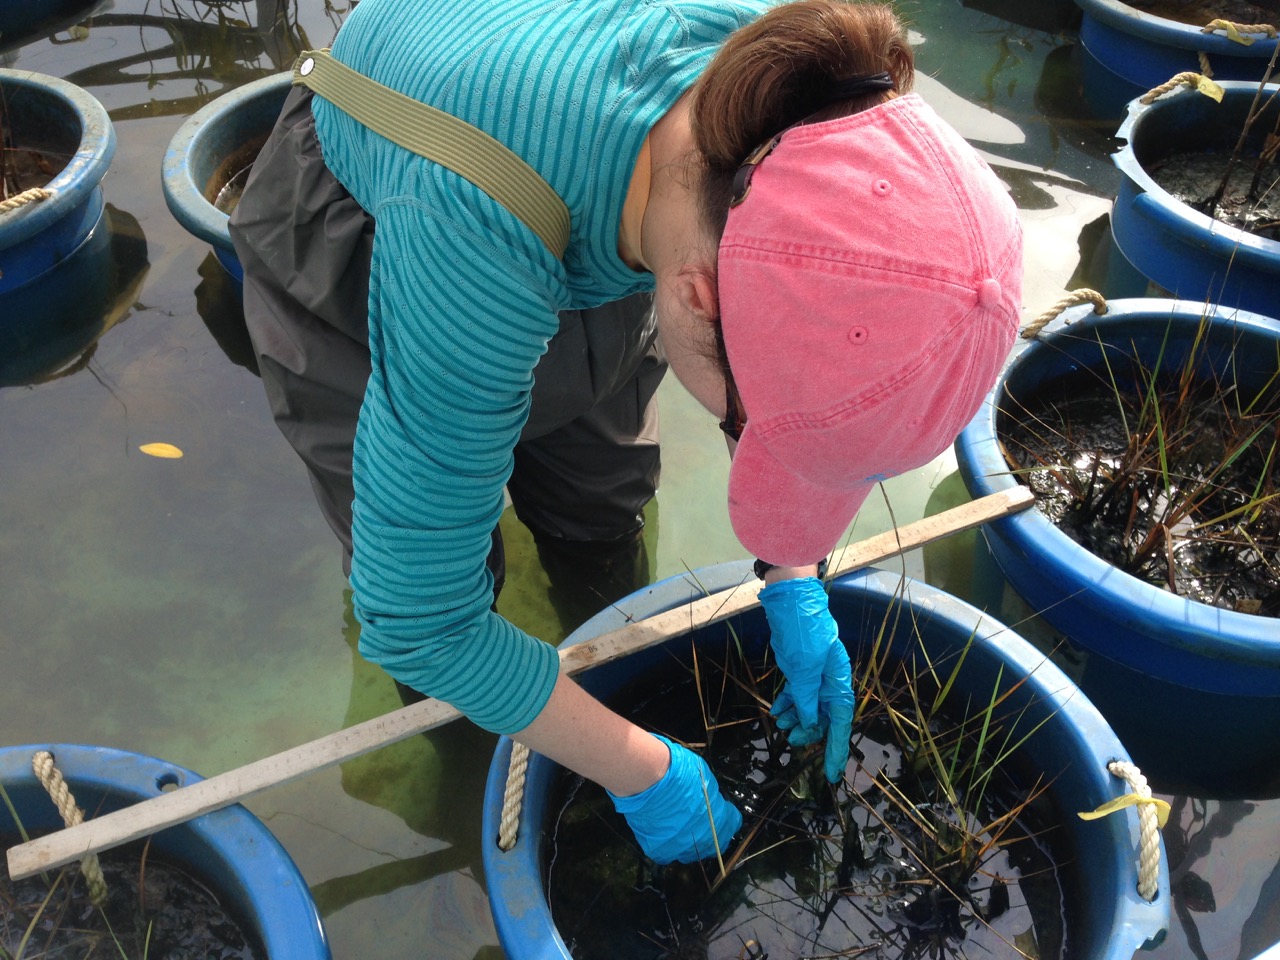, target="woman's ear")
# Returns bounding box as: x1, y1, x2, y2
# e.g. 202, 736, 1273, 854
675, 265, 719, 324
